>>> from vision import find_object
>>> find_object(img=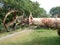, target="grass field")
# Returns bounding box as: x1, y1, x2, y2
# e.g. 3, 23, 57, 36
0, 28, 22, 37
0, 28, 60, 45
